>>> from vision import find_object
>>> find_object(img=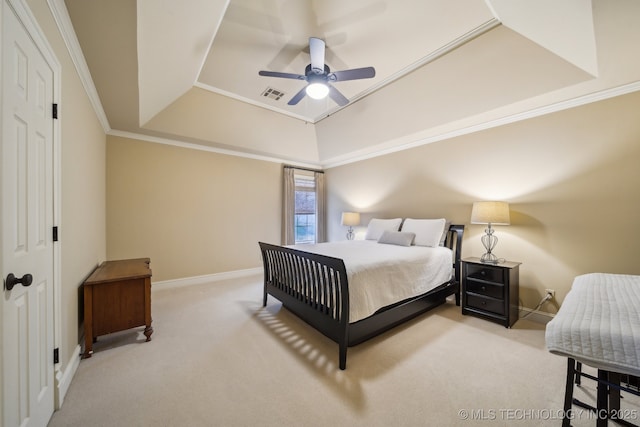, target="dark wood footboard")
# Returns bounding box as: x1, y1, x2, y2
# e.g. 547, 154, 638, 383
259, 243, 351, 367
259, 224, 464, 370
